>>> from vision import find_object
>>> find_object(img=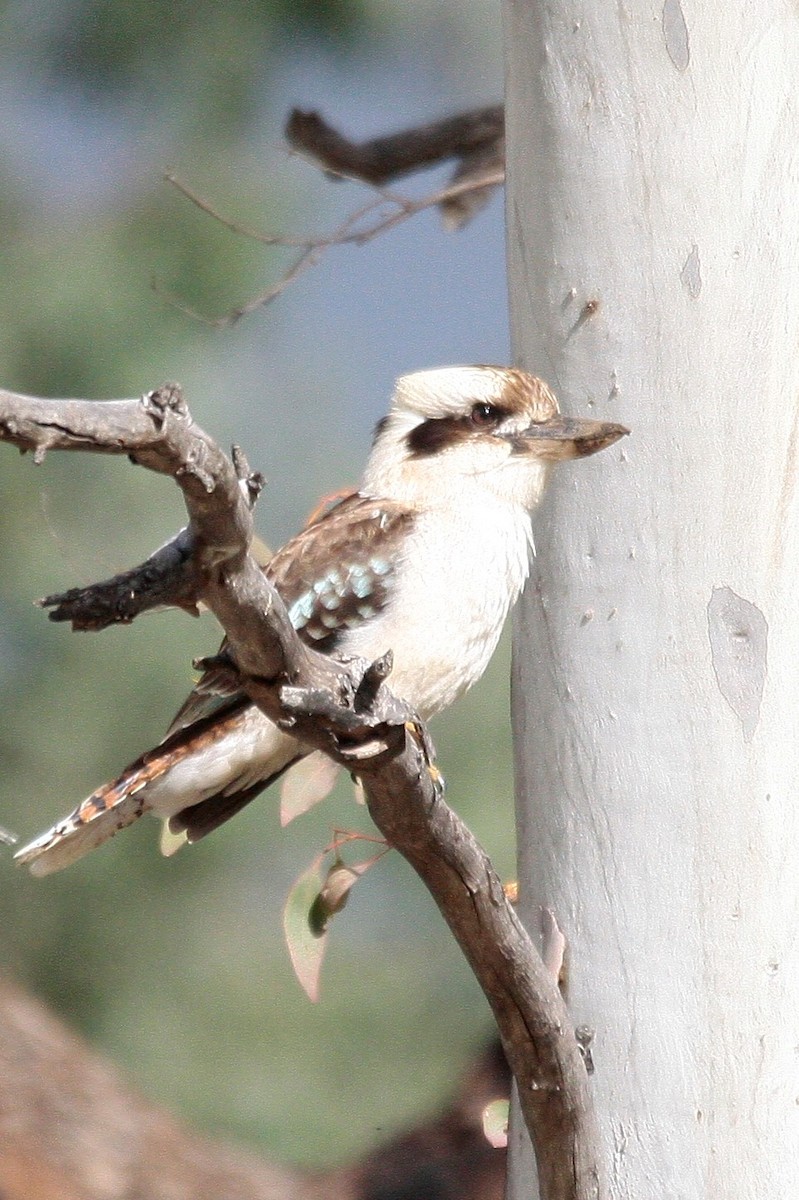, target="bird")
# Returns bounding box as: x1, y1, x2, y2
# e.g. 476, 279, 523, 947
14, 365, 627, 876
